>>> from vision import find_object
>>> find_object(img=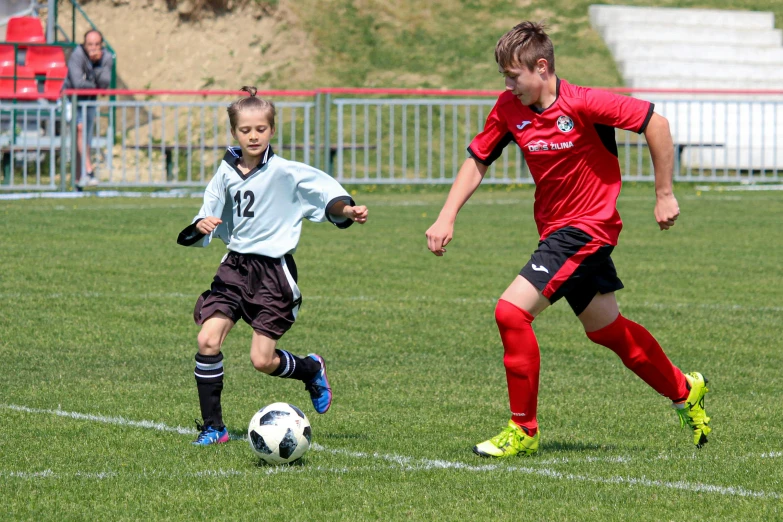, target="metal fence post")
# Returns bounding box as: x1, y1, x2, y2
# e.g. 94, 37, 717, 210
314, 91, 321, 171
59, 94, 67, 191
324, 93, 331, 175
70, 93, 77, 190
